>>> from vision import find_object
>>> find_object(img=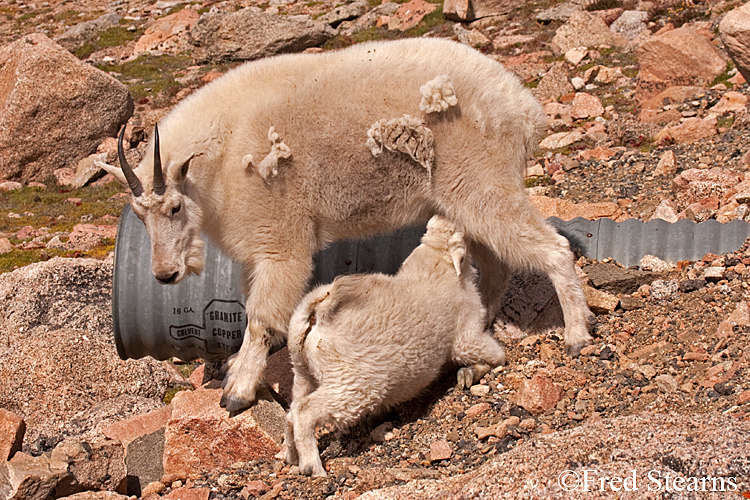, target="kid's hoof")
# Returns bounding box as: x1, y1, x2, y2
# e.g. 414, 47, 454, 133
456, 366, 477, 390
